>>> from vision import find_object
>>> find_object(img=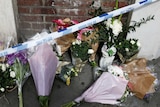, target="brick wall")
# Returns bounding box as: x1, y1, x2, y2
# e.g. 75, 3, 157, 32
17, 0, 131, 41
